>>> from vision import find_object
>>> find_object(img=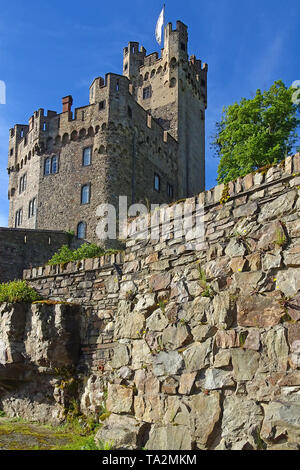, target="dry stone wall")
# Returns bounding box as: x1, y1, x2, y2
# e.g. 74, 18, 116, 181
7, 155, 300, 449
